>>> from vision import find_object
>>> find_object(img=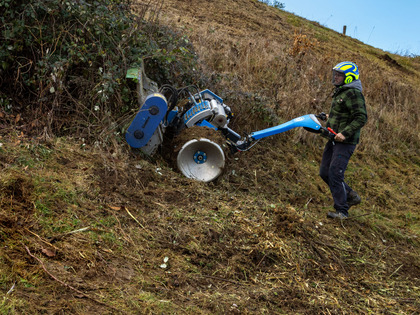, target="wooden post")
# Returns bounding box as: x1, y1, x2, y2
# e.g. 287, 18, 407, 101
343, 25, 347, 35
